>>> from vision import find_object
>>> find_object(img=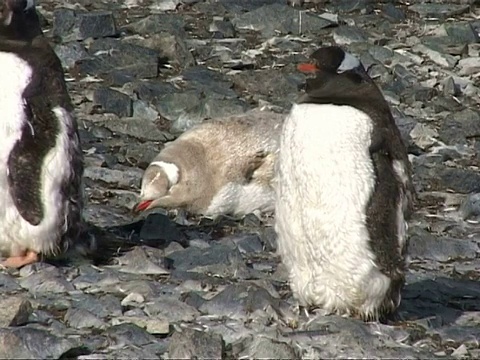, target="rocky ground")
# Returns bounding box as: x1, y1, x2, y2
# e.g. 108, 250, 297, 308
1, 0, 480, 358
